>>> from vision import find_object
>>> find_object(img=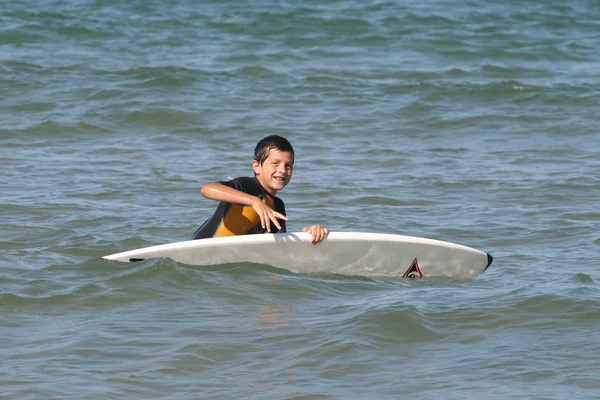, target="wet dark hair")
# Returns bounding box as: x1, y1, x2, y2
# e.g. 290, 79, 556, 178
253, 135, 295, 165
